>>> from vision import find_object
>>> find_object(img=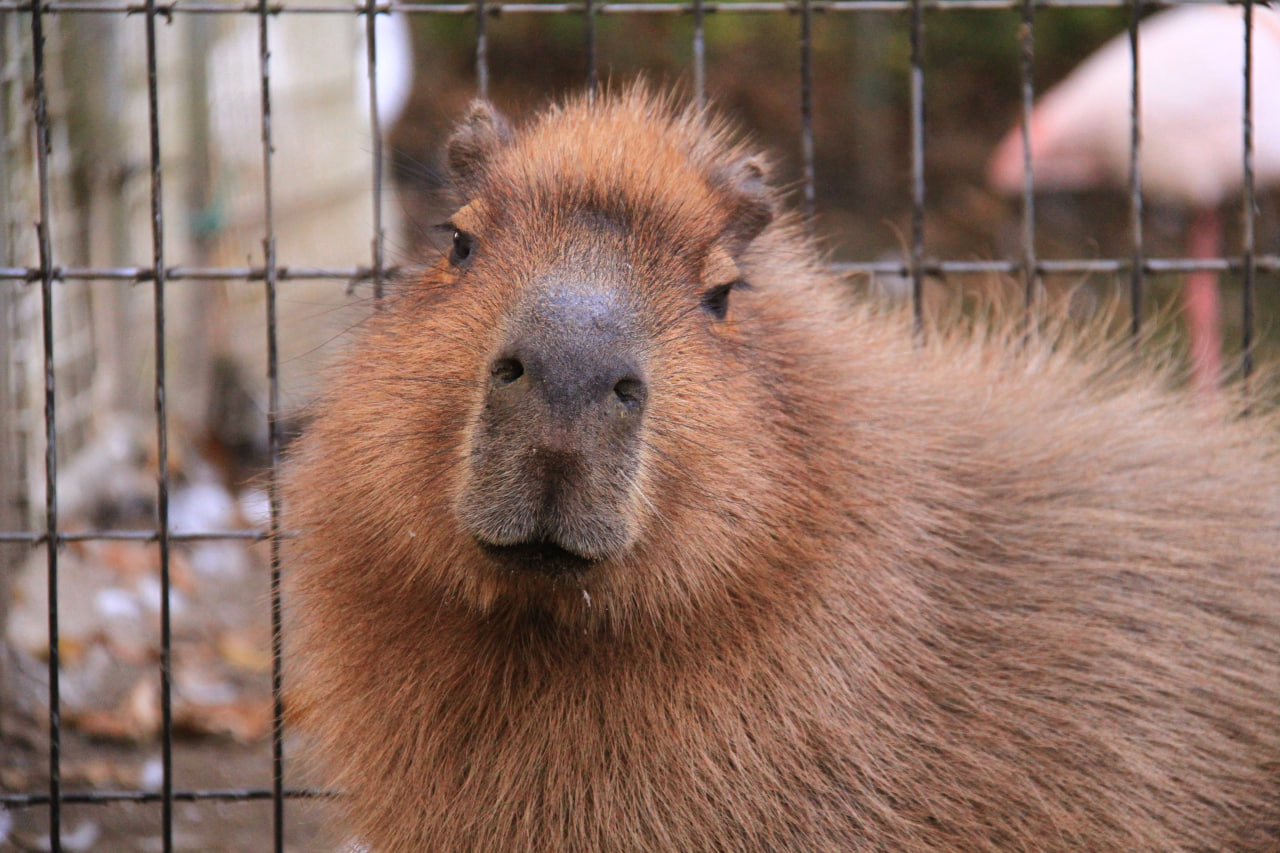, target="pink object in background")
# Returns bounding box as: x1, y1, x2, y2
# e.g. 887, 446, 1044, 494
988, 5, 1280, 393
